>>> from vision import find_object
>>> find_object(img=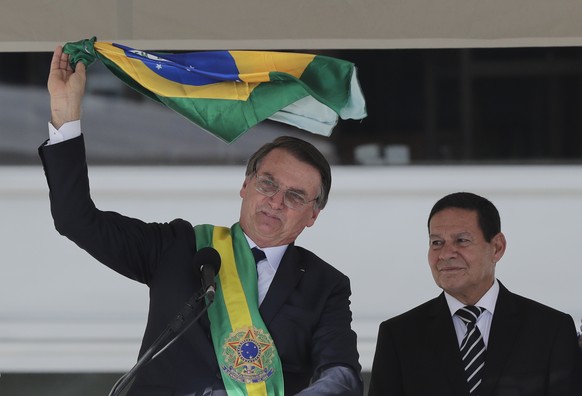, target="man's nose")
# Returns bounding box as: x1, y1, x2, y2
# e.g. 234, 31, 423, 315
439, 242, 457, 260
268, 189, 286, 208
